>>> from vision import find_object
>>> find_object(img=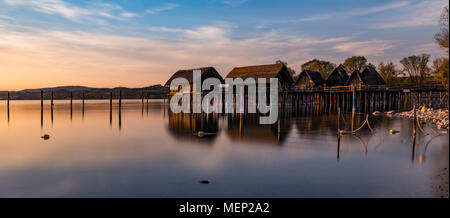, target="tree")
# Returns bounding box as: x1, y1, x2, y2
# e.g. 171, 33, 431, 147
400, 54, 431, 85
276, 60, 296, 76
434, 6, 449, 90
300, 59, 336, 78
378, 62, 399, 86
435, 6, 449, 52
432, 58, 446, 74
343, 56, 368, 72
435, 59, 449, 90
